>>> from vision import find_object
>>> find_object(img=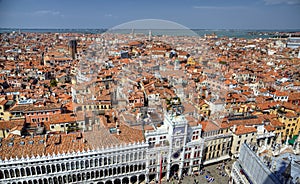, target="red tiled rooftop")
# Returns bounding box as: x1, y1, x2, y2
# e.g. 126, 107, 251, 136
0, 133, 91, 160
235, 125, 256, 135
200, 121, 219, 132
